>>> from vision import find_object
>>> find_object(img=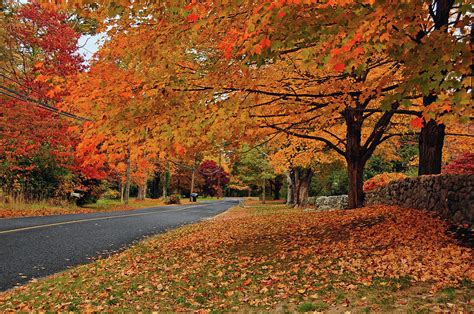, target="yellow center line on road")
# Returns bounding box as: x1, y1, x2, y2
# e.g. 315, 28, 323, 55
0, 204, 210, 235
